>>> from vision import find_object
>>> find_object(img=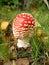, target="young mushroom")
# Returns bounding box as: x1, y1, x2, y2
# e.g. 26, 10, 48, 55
13, 13, 35, 48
